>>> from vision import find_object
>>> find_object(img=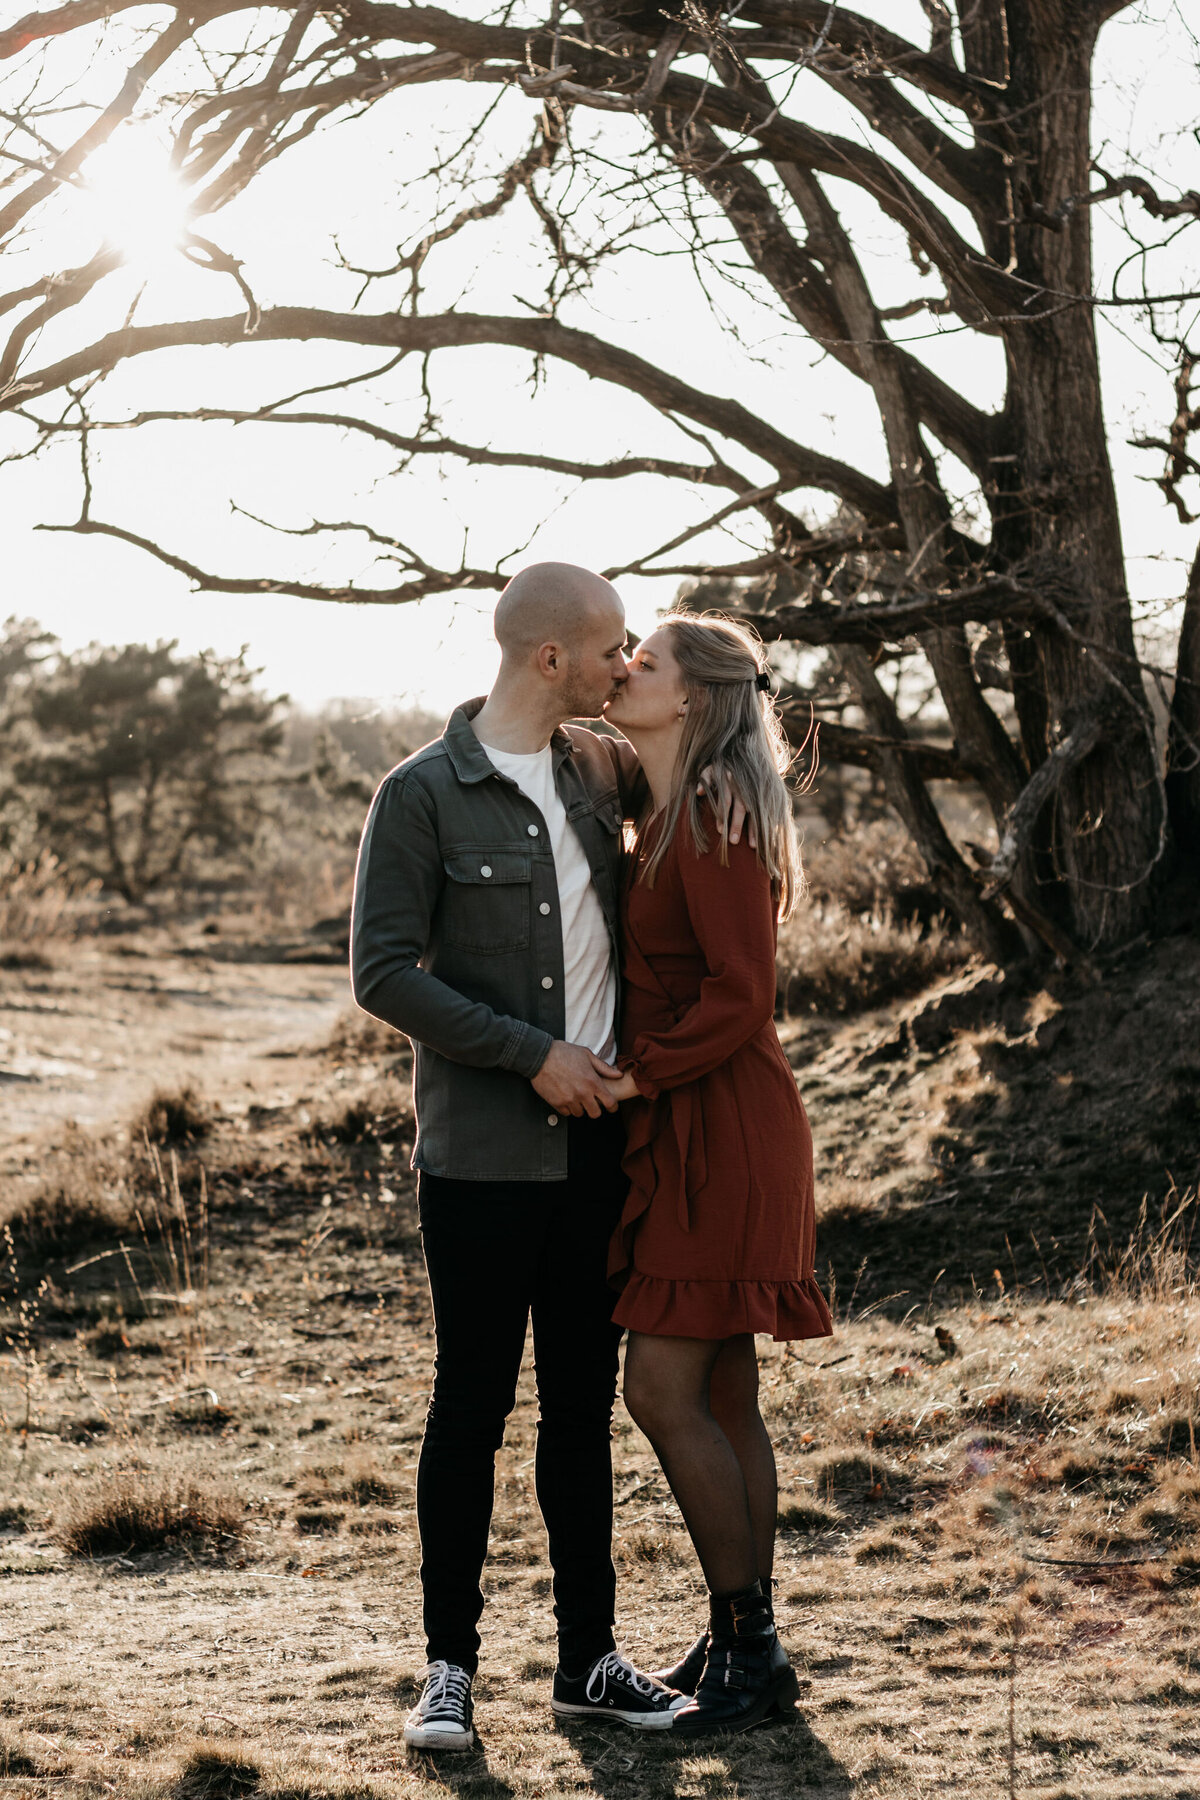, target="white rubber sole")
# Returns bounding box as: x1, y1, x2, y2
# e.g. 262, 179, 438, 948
403, 1721, 476, 1751
551, 1700, 678, 1730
